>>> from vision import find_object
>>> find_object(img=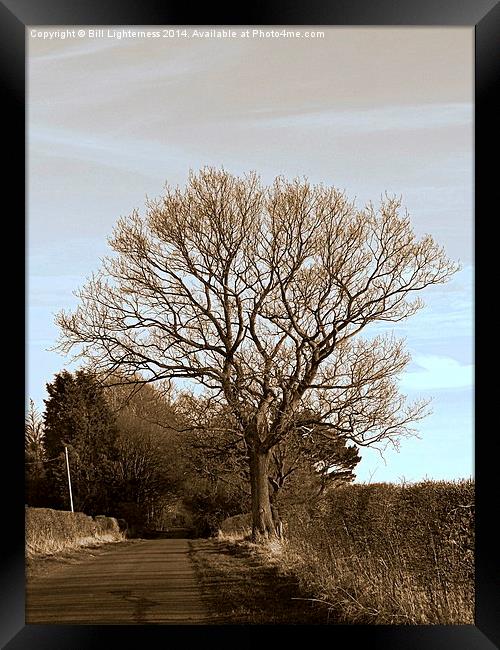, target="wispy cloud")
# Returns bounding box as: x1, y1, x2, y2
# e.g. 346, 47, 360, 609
252, 102, 472, 135
28, 37, 122, 63
28, 275, 83, 308
29, 124, 189, 179
400, 354, 474, 391
365, 266, 473, 346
